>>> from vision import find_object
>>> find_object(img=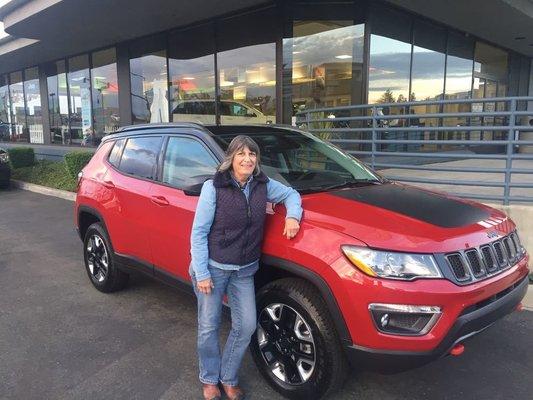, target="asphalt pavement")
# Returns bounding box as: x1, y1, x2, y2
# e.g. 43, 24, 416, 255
0, 188, 532, 400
